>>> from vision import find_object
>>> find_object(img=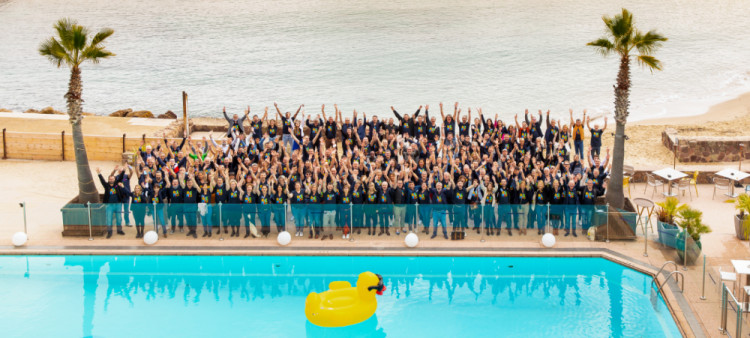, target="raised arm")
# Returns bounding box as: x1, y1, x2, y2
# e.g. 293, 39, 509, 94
293, 104, 303, 120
